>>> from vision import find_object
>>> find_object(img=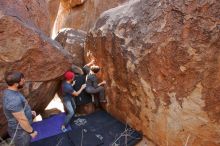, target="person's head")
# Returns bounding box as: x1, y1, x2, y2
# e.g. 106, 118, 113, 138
64, 71, 75, 83
4, 71, 25, 89
90, 65, 100, 74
